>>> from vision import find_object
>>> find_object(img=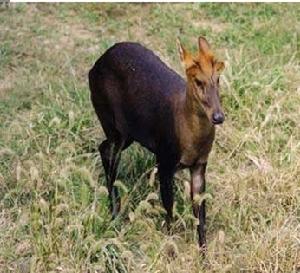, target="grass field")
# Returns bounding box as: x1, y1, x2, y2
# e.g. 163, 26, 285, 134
0, 3, 299, 273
